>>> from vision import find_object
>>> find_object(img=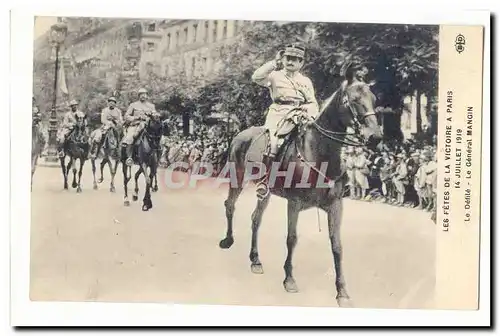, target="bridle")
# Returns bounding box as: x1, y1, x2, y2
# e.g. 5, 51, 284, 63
309, 84, 376, 147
